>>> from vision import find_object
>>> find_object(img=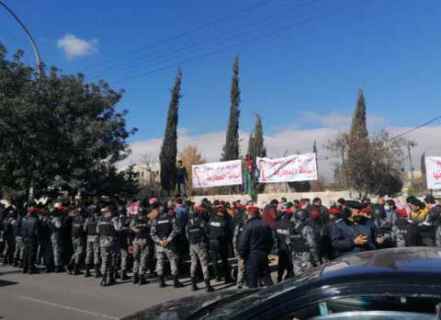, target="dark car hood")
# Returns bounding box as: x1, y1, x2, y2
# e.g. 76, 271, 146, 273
123, 248, 441, 320
121, 289, 257, 320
